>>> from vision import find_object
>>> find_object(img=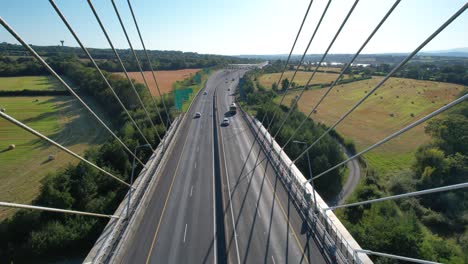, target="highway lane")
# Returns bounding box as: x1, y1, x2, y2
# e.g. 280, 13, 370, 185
120, 68, 329, 264
216, 70, 328, 264
121, 70, 227, 264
